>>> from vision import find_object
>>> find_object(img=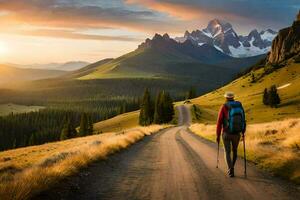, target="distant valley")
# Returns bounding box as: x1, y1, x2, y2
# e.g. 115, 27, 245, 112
0, 64, 67, 85
10, 61, 90, 71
